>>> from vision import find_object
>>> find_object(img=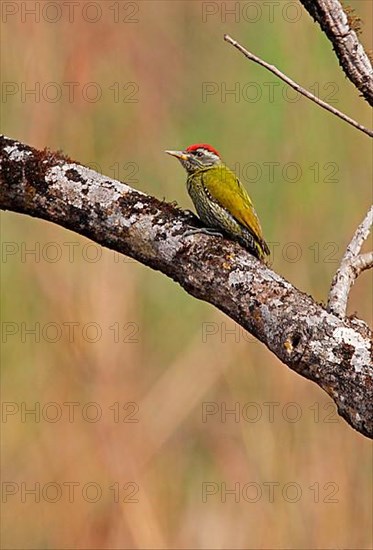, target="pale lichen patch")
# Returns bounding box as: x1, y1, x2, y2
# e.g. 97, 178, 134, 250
4, 144, 32, 162
46, 164, 83, 208
333, 326, 371, 372
228, 269, 253, 287
310, 339, 338, 364
46, 163, 136, 209
172, 221, 184, 232
261, 270, 292, 288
